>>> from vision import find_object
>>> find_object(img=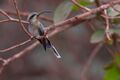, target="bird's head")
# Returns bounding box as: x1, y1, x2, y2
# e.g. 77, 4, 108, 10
27, 10, 52, 23
27, 12, 38, 23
